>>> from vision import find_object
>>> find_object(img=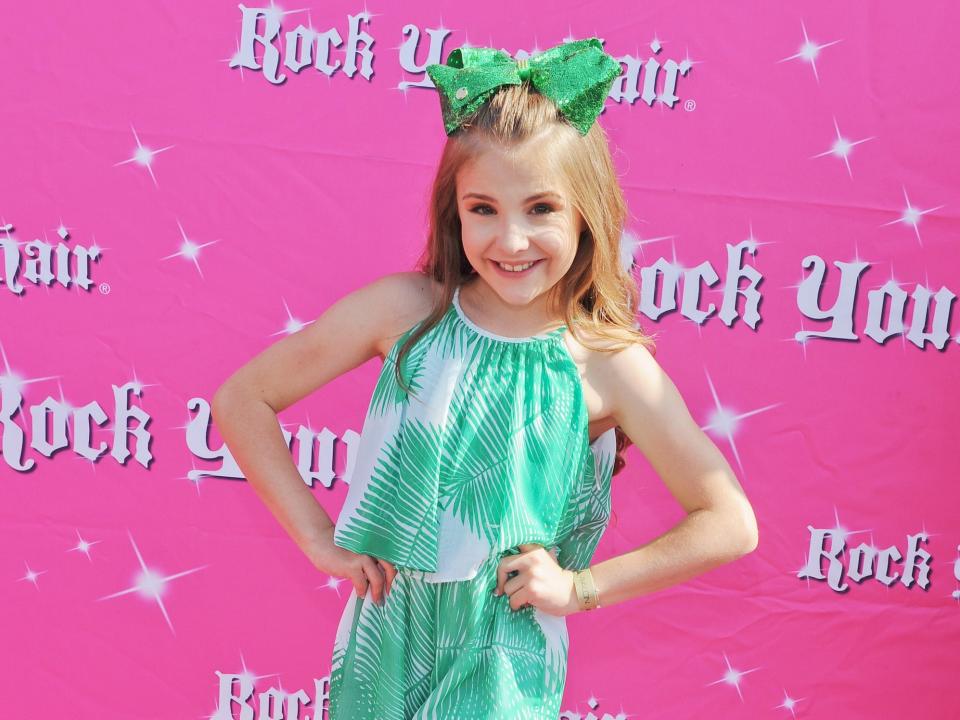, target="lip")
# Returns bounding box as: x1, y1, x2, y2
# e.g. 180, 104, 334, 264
489, 258, 544, 278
